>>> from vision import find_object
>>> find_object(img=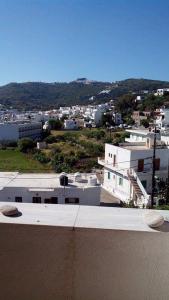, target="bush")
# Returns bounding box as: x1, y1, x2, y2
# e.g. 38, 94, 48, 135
34, 152, 50, 164
84, 129, 105, 140
75, 150, 87, 159
50, 145, 61, 155
78, 140, 104, 156
44, 135, 57, 144
64, 156, 77, 167
18, 138, 35, 153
